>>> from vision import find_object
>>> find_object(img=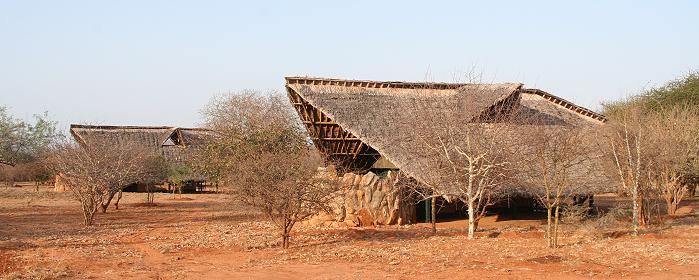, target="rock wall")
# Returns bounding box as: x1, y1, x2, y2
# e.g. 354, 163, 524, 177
309, 171, 415, 227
